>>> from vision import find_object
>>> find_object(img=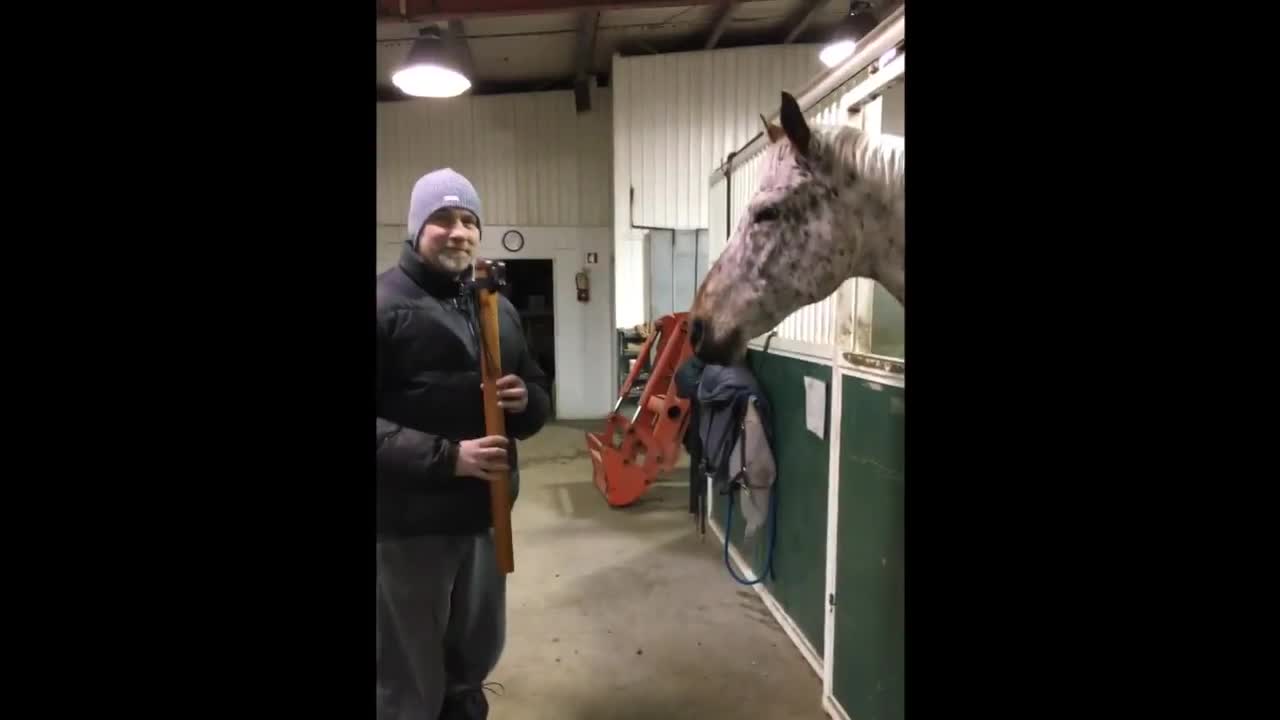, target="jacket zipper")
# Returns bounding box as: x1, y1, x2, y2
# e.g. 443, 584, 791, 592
453, 286, 481, 362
